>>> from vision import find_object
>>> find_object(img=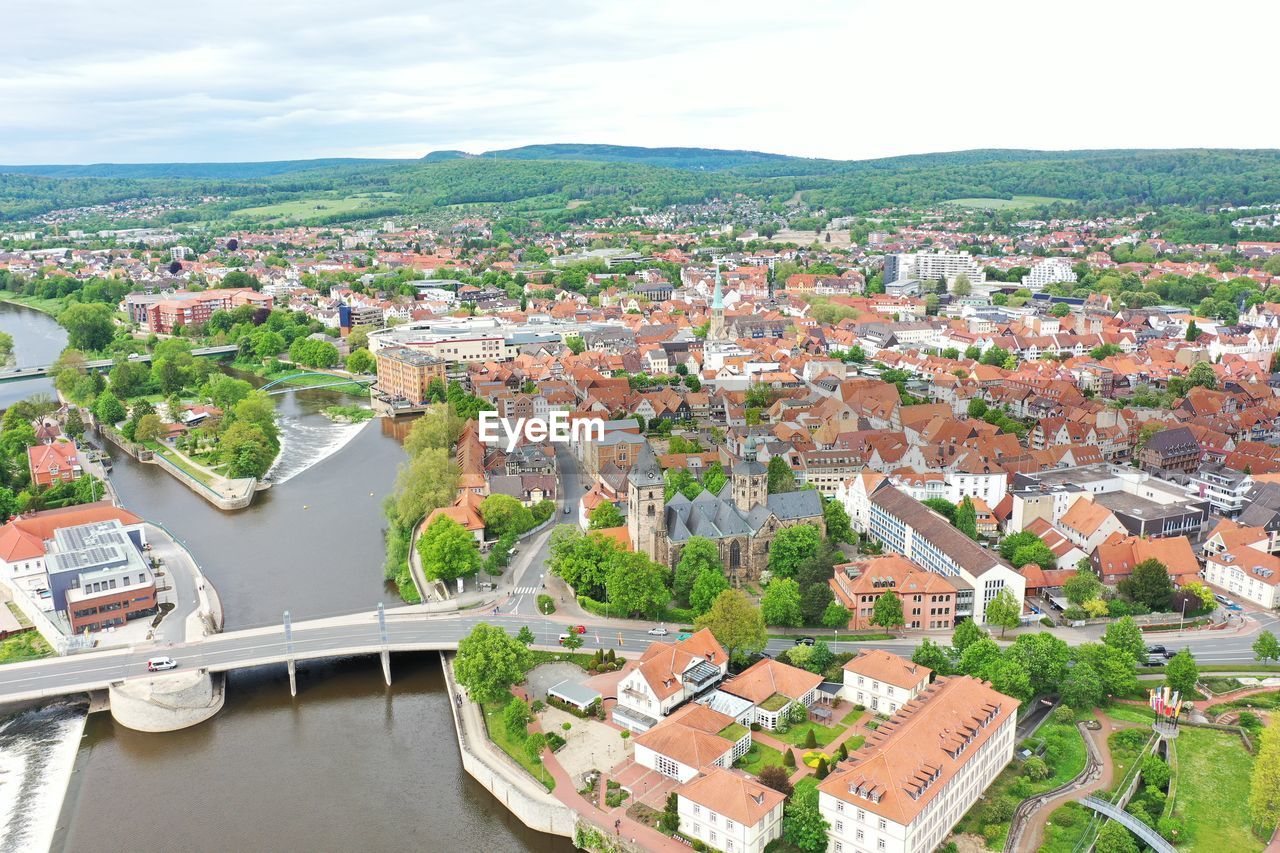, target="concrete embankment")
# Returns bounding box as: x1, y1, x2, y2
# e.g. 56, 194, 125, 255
96, 423, 257, 511
439, 651, 578, 841
107, 670, 225, 732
